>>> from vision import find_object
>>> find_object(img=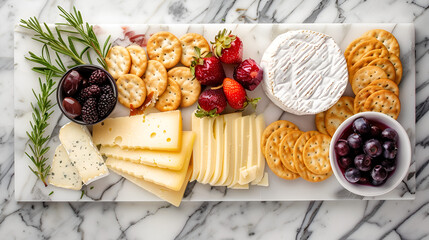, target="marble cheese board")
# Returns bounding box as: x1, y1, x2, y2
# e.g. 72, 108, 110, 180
14, 23, 416, 202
